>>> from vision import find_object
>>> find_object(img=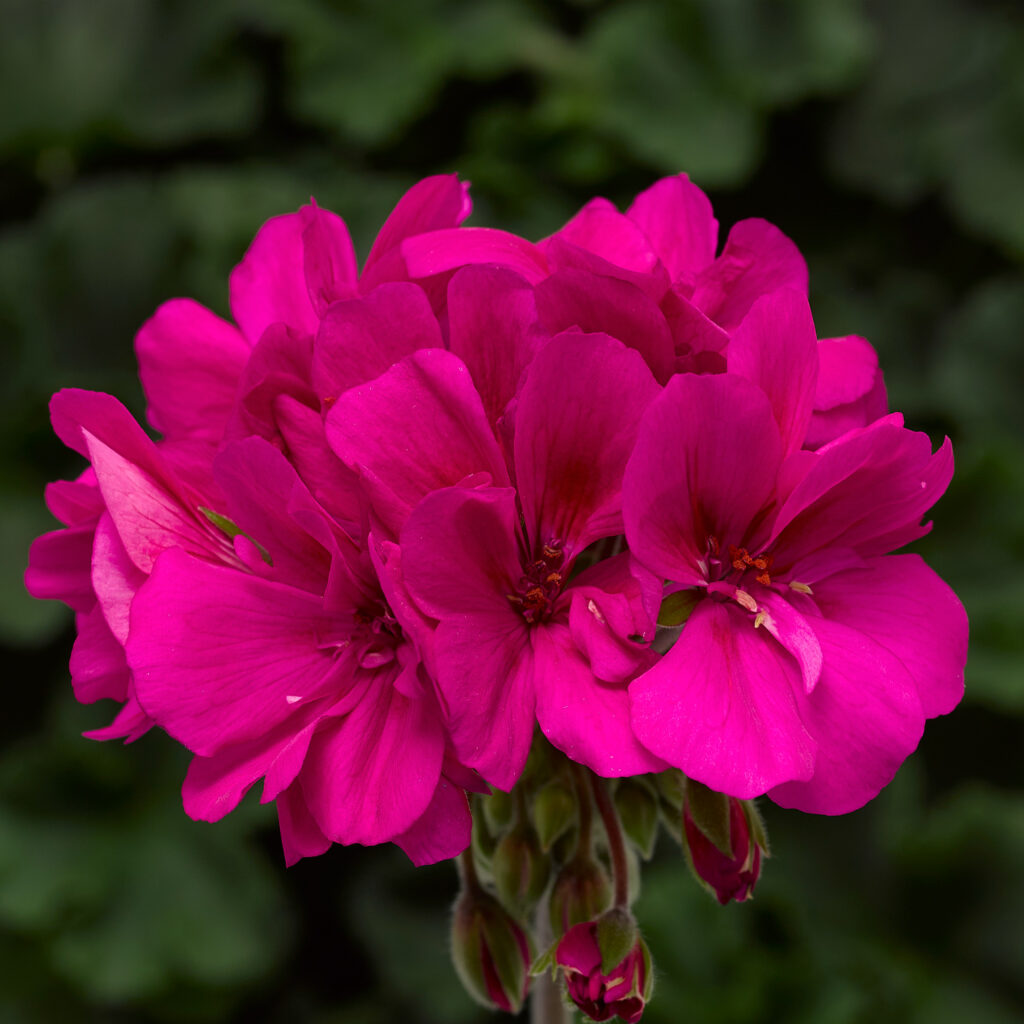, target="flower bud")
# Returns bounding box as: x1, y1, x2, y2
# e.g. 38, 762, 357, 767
614, 778, 660, 859
553, 908, 653, 1023
532, 779, 576, 851
548, 854, 613, 937
492, 822, 551, 917
451, 885, 532, 1014
682, 780, 765, 904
